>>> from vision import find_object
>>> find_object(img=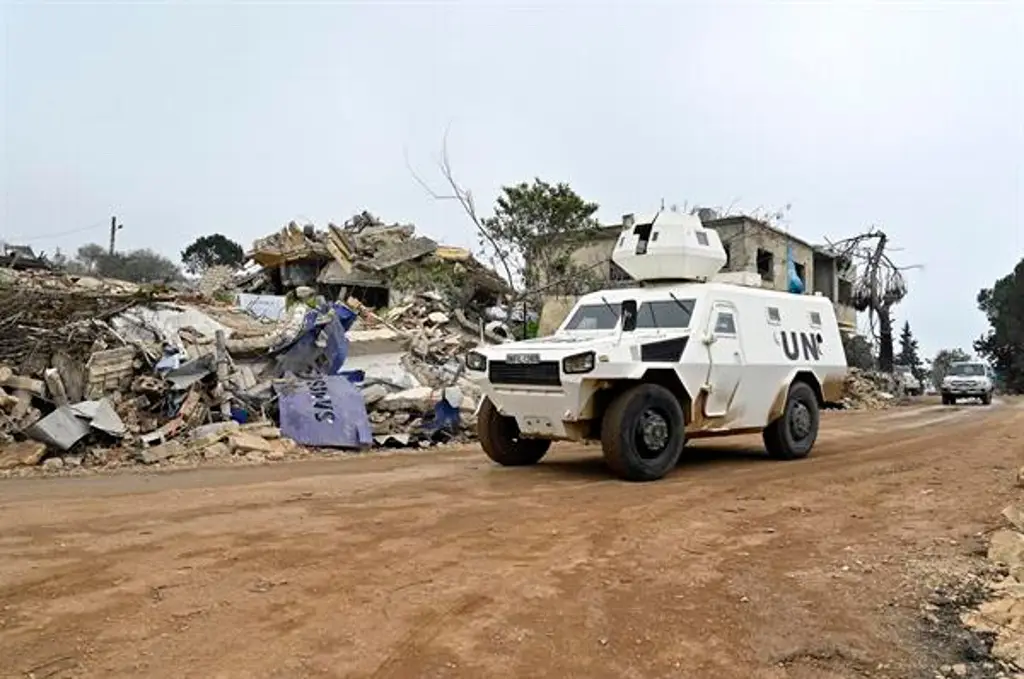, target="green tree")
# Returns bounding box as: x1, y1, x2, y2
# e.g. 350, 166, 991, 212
181, 234, 245, 275
481, 178, 602, 302
895, 321, 925, 381
842, 333, 876, 371
97, 249, 181, 283
930, 348, 971, 388
76, 243, 107, 272
975, 259, 1024, 393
